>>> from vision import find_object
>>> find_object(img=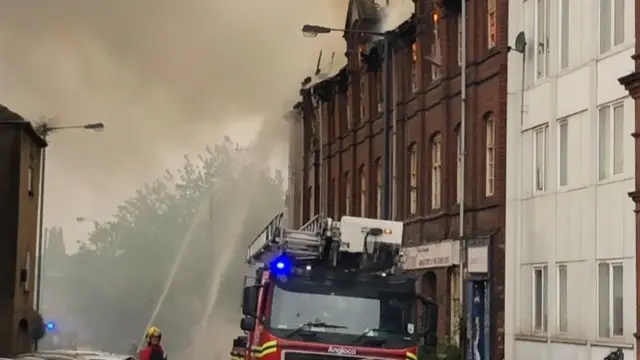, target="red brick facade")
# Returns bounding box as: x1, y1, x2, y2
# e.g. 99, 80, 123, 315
290, 0, 508, 357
